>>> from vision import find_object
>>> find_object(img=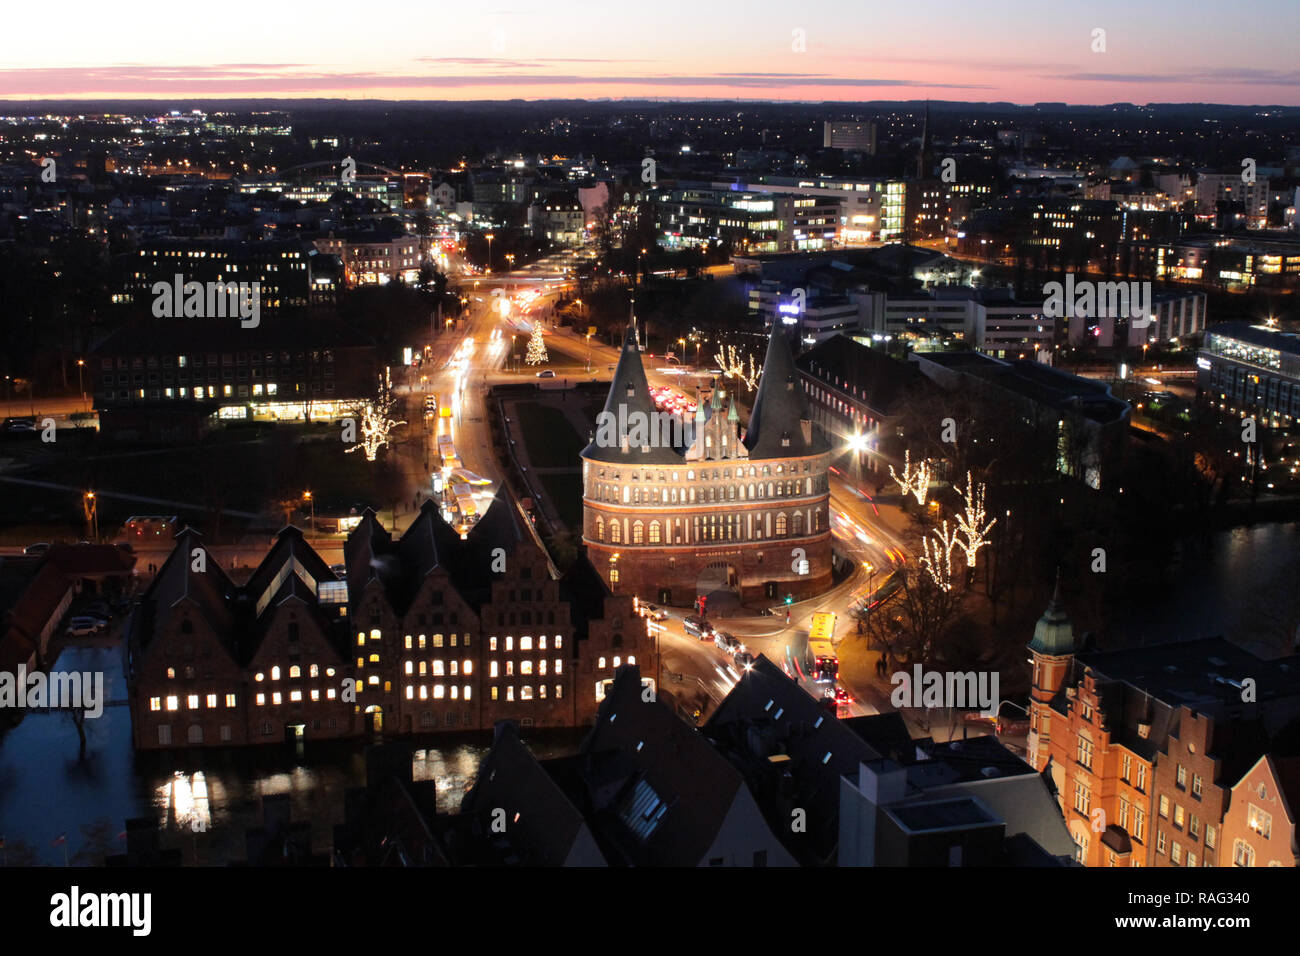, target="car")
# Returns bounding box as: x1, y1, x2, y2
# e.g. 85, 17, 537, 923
835, 685, 853, 706
733, 651, 755, 671
535, 369, 556, 378
330, 563, 348, 579
23, 542, 50, 556
683, 615, 713, 639
66, 616, 105, 636
650, 608, 669, 622
3, 417, 36, 433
